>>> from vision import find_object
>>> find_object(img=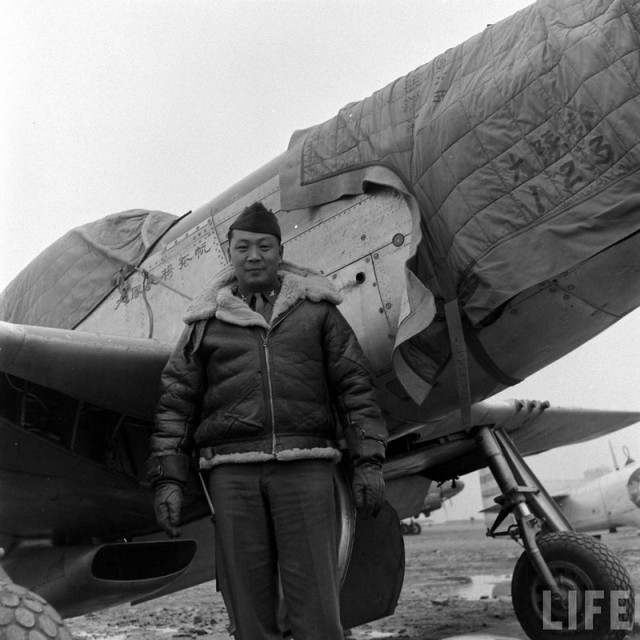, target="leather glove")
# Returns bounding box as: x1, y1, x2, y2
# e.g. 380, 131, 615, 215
154, 482, 184, 538
345, 425, 387, 518
352, 462, 385, 519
